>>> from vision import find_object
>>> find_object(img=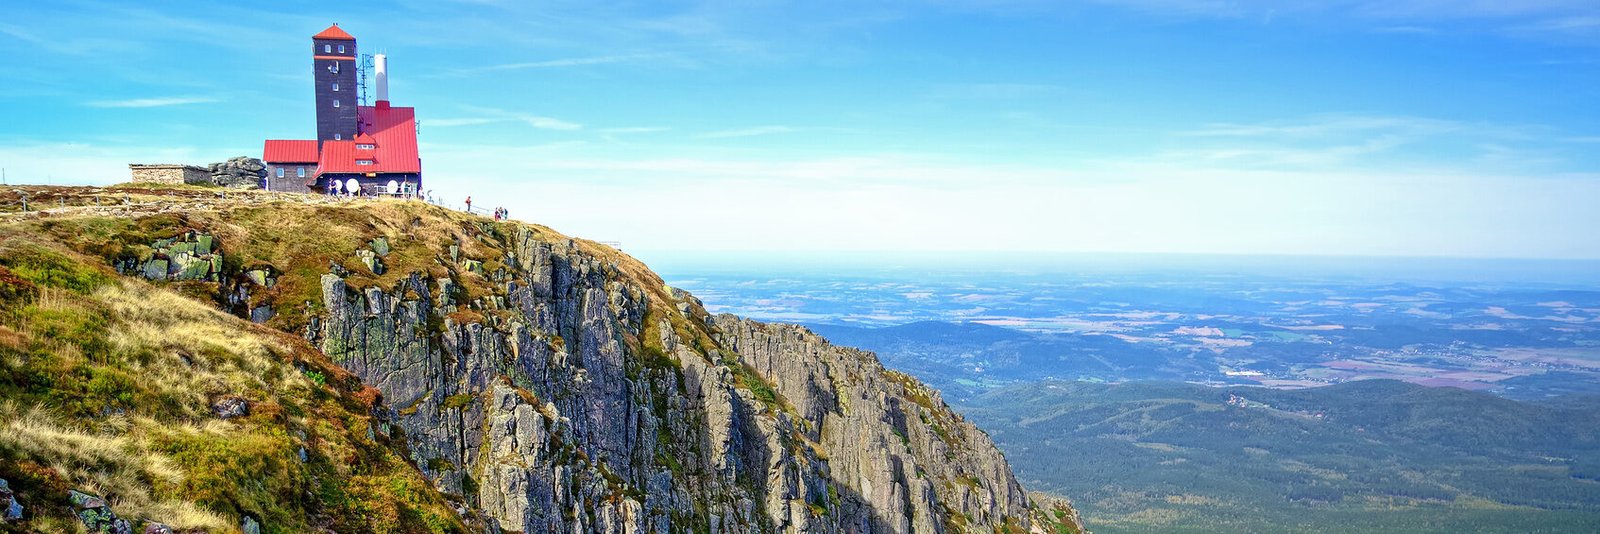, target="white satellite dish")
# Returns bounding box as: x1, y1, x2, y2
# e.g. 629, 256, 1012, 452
345, 178, 359, 195
387, 179, 399, 194
331, 179, 343, 192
